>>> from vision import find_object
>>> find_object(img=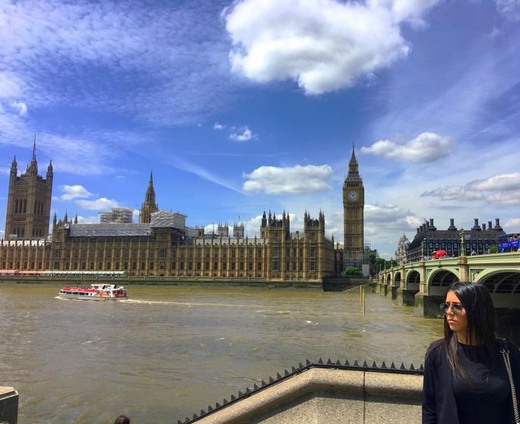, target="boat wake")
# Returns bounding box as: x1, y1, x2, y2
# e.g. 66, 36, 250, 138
124, 299, 256, 308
